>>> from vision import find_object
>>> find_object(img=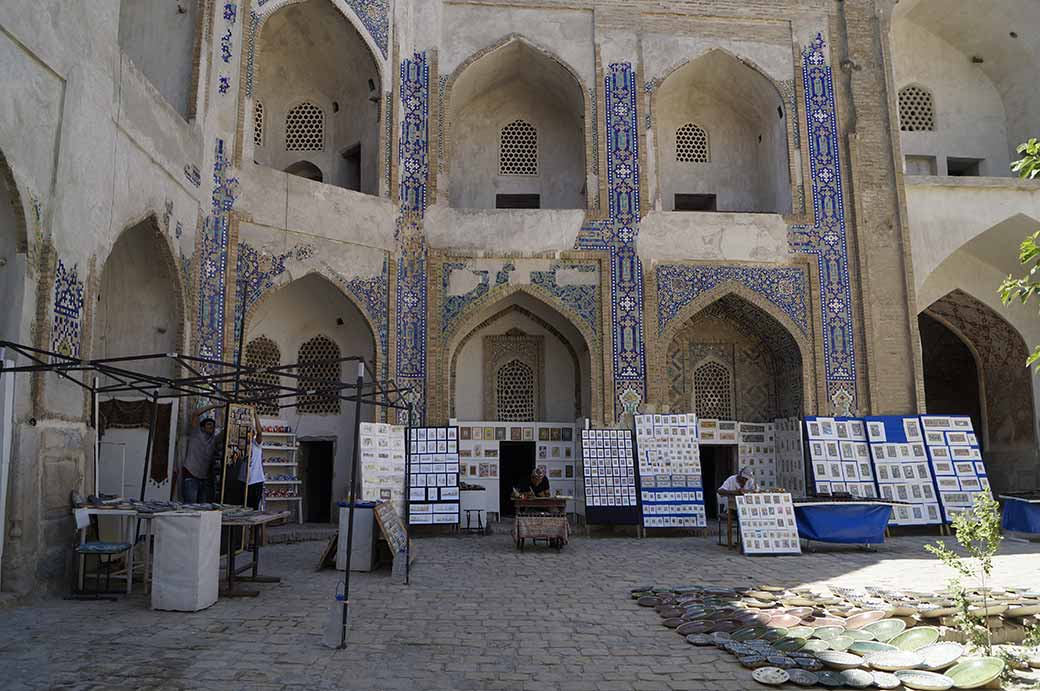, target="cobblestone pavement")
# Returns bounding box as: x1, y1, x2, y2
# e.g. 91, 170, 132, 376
1, 527, 1039, 691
